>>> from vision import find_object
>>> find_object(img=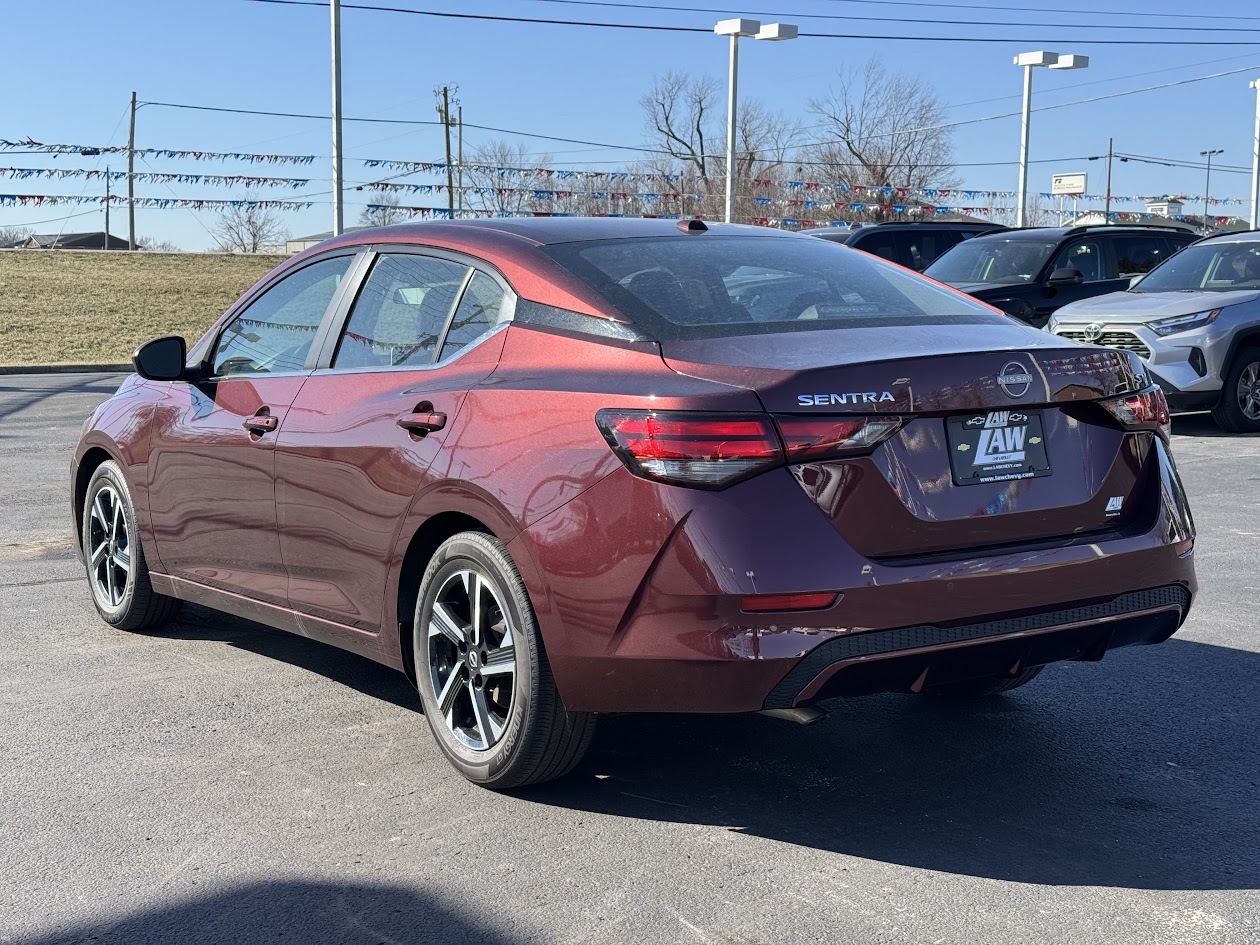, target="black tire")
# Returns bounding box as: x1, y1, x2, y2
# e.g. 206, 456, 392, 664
413, 531, 595, 789
1211, 348, 1260, 434
81, 460, 182, 630
929, 665, 1045, 699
